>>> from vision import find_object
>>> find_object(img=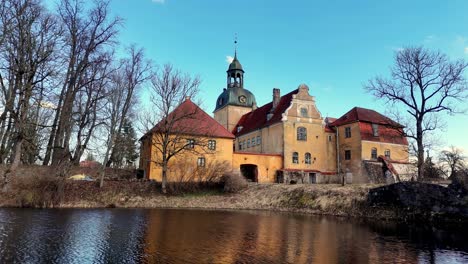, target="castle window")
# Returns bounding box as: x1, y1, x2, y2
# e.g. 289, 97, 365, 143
242, 140, 246, 149
345, 150, 351, 160
305, 152, 311, 164
197, 157, 205, 167
256, 136, 261, 145
238, 141, 242, 150
297, 127, 307, 141
251, 137, 256, 147
208, 140, 216, 150
328, 135, 332, 142
385, 149, 391, 159
372, 124, 379, 137
292, 152, 299, 164
371, 148, 377, 159
300, 107, 308, 117
345, 127, 351, 138
186, 139, 195, 149
247, 139, 251, 148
